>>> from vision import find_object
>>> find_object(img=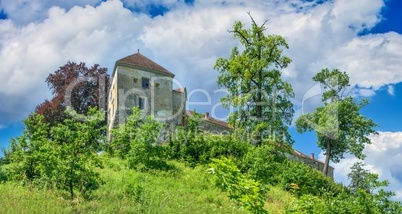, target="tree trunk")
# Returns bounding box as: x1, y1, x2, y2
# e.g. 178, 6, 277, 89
69, 178, 74, 199
256, 69, 263, 146
323, 142, 332, 176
